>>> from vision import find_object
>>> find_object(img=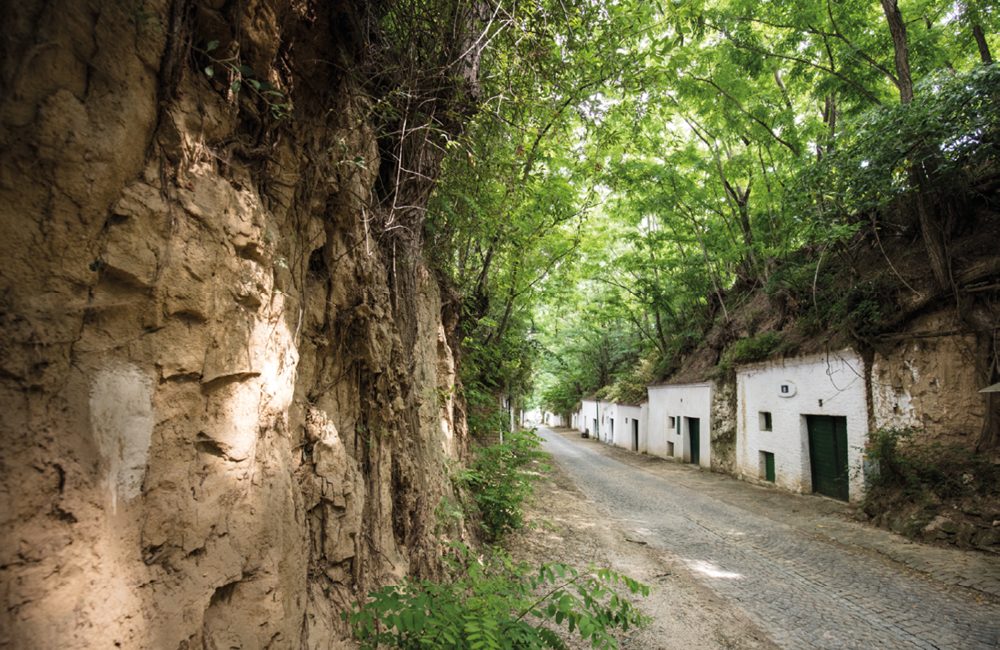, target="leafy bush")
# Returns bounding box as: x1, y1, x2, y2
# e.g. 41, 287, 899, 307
465, 381, 513, 442
795, 64, 1000, 222
726, 332, 782, 365
764, 256, 820, 303
840, 279, 890, 339
603, 355, 658, 405
462, 429, 548, 541
765, 250, 898, 340
348, 545, 649, 649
